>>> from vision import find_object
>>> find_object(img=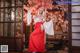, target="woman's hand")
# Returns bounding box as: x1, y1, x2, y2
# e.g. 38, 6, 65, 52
41, 24, 44, 31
